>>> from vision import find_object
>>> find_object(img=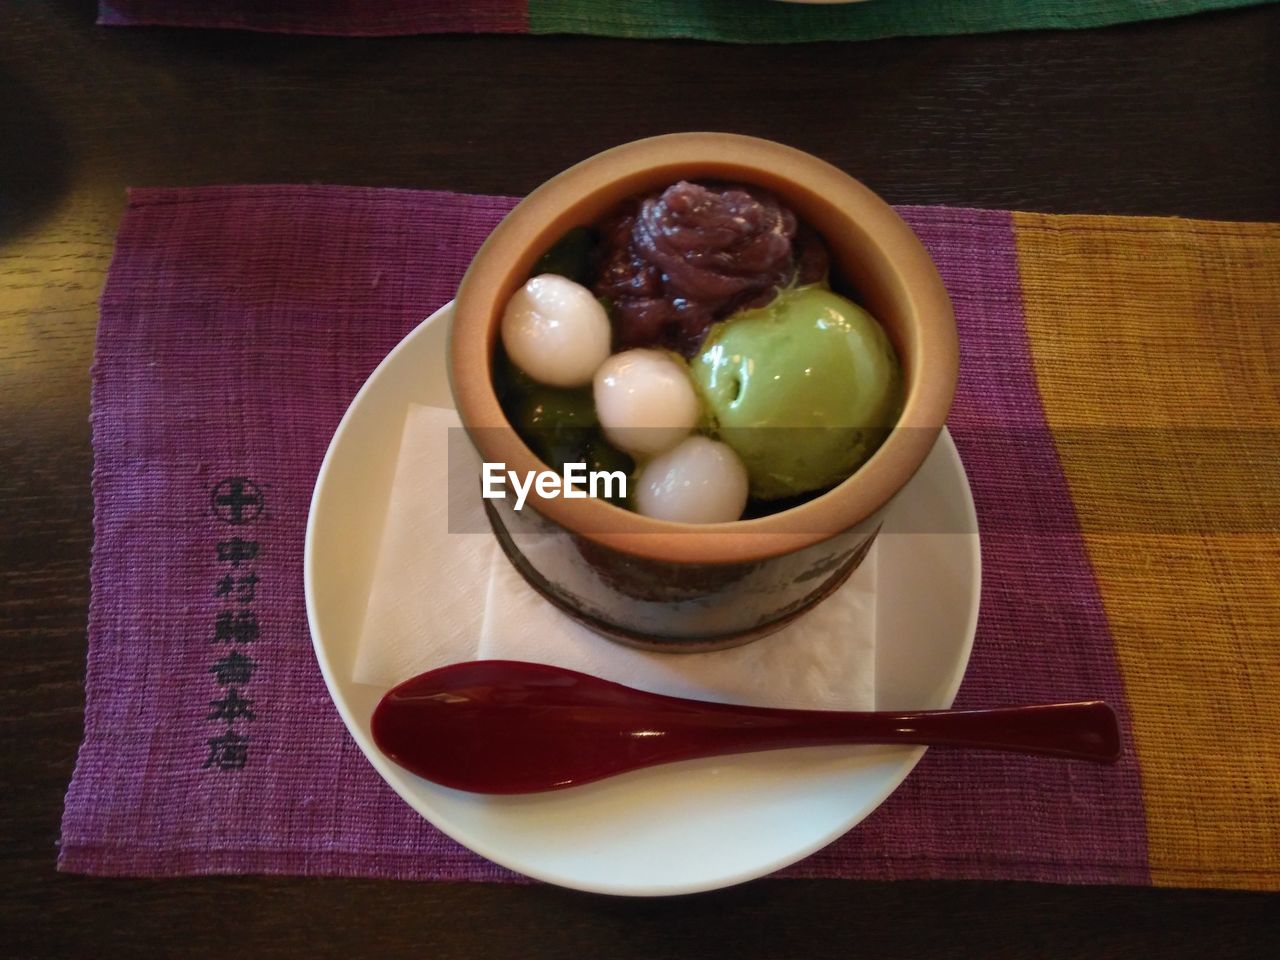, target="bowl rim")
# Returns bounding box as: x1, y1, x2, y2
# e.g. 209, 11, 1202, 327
451, 132, 957, 565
